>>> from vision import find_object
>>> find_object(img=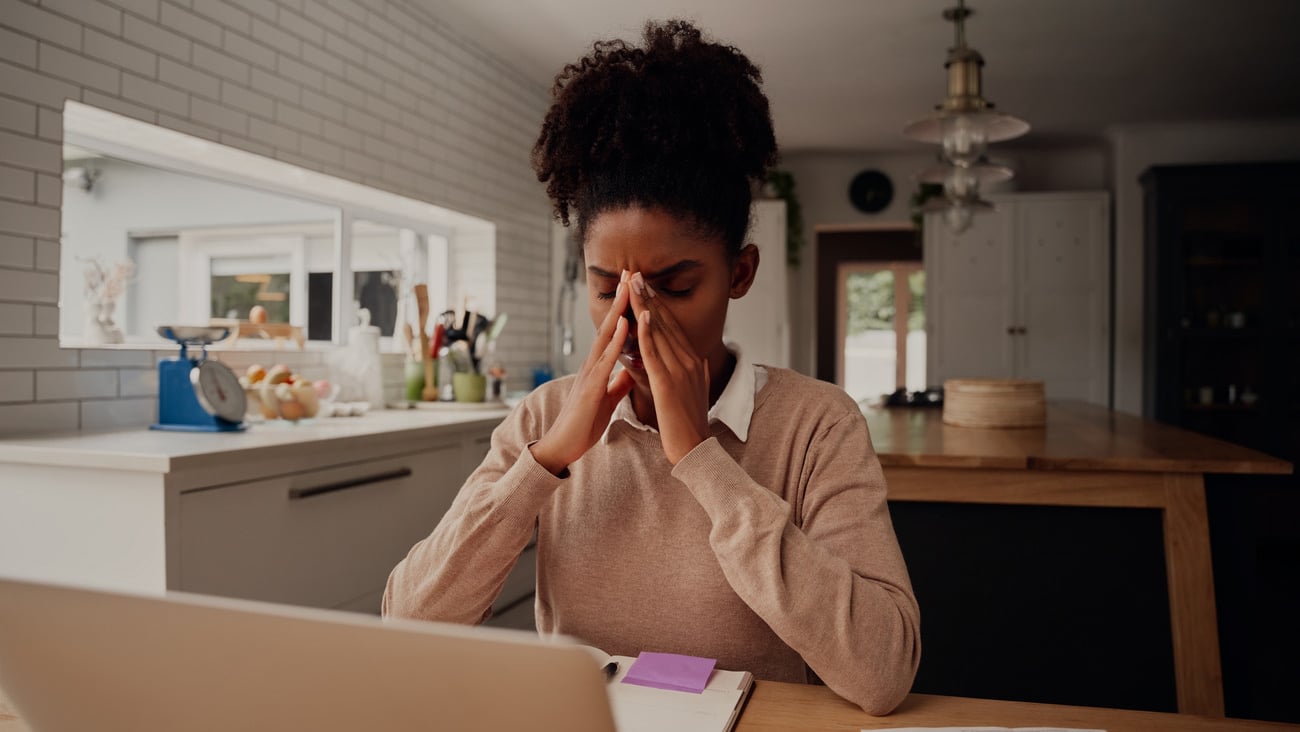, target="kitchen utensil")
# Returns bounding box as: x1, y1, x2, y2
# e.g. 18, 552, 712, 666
472, 331, 487, 373
448, 340, 474, 373
486, 312, 508, 343
402, 322, 418, 360
431, 323, 445, 359
152, 325, 246, 432
437, 346, 454, 401
415, 285, 436, 401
